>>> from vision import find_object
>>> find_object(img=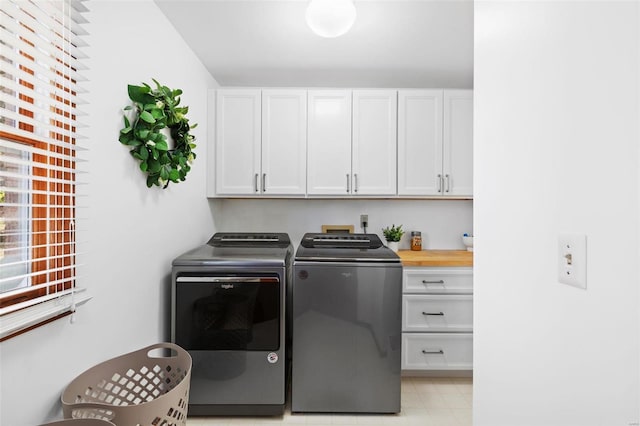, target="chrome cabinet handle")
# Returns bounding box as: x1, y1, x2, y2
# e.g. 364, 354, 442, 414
437, 174, 442, 193
422, 350, 444, 355
445, 174, 450, 193
254, 173, 259, 193
346, 173, 350, 193
422, 311, 444, 316
422, 280, 445, 284
354, 173, 358, 193
262, 173, 266, 192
